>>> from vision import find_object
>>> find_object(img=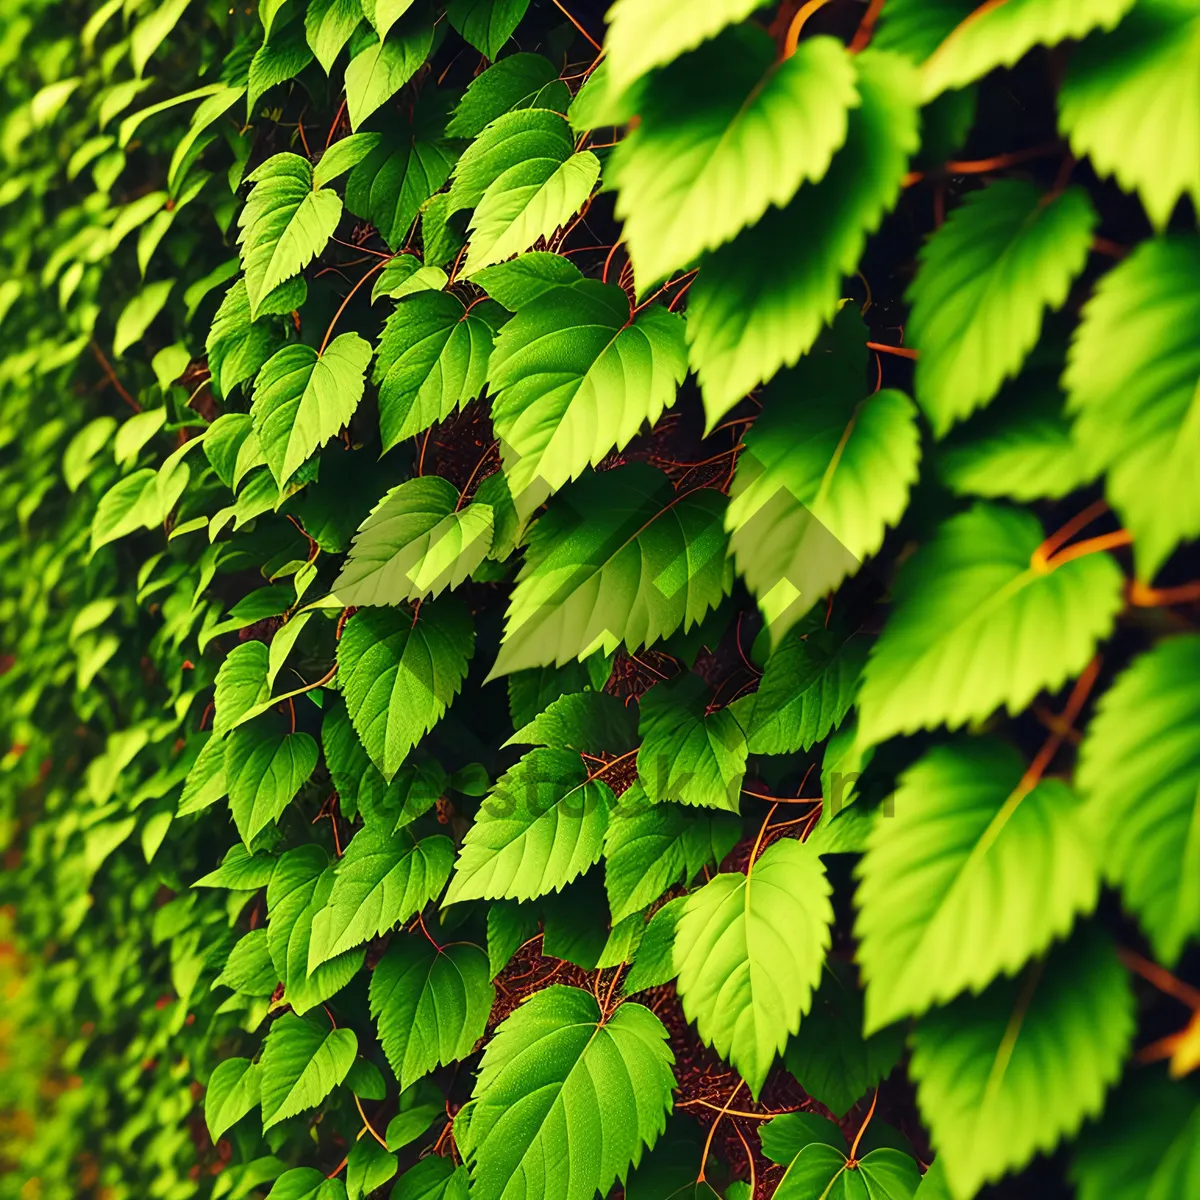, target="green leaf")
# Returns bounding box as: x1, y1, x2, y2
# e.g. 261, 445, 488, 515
337, 599, 475, 779
919, 0, 1135, 99
446, 53, 560, 139
260, 0, 288, 37
604, 798, 741, 923
323, 700, 445, 829
290, 919, 365, 1017
622, 1125, 717, 1200
910, 928, 1134, 1199
463, 149, 599, 275
213, 640, 271, 737
1063, 235, 1200, 580
449, 108, 571, 214
726, 320, 920, 639
314, 133, 382, 189
372, 255, 449, 302
568, 59, 645, 133
169, 89, 244, 198
130, 0, 192, 76
908, 182, 1096, 436
1071, 1069, 1200, 1200
114, 407, 167, 467
114, 278, 172, 357
266, 1167, 347, 1200
490, 464, 731, 676
735, 614, 866, 755
372, 292, 499, 451
914, 1160, 952, 1199
250, 334, 372, 486
206, 278, 288, 399
784, 959, 904, 1118
507, 657, 612, 728
185, 255, 239, 319
205, 1057, 262, 1139
603, 0, 763, 90
445, 747, 614, 903
486, 900, 539, 977
855, 504, 1124, 747
385, 1079, 443, 1149
238, 154, 341, 318
637, 675, 747, 813
686, 51, 920, 420
193, 845, 277, 890
345, 20, 433, 130
346, 108, 459, 252
622, 896, 685, 994
309, 828, 454, 965
178, 733, 230, 816
333, 476, 494, 605
215, 928, 279, 995
306, 0, 364, 72
225, 720, 319, 845
63, 416, 117, 492
446, 0, 530, 60
421, 192, 466, 267
248, 20, 314, 116
674, 837, 833, 1097
394, 1158, 469, 1200
346, 1139, 398, 1200
267, 848, 365, 1015
855, 739, 1099, 1032
260, 1012, 358, 1128
762, 1112, 920, 1200
362, 0, 416, 39
1078, 635, 1200, 965
486, 282, 687, 501
540, 877, 614, 969
282, 874, 367, 1015
1059, 0, 1200, 230
936, 368, 1094, 502
89, 469, 154, 554
608, 28, 857, 288
505, 690, 637, 755
370, 936, 494, 1087
464, 986, 674, 1200
472, 251, 582, 310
